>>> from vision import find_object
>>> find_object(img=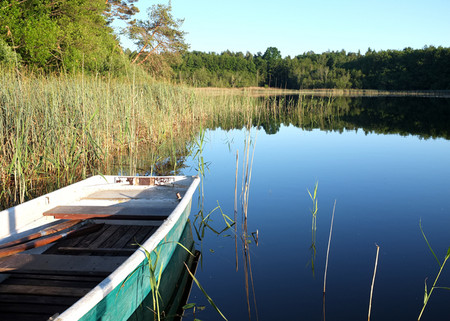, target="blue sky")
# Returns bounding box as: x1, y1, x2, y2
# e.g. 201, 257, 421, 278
121, 0, 450, 57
